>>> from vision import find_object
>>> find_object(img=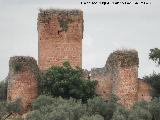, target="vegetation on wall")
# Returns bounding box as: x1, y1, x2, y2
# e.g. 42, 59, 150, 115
38, 9, 82, 32
107, 49, 139, 69
12, 63, 22, 73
